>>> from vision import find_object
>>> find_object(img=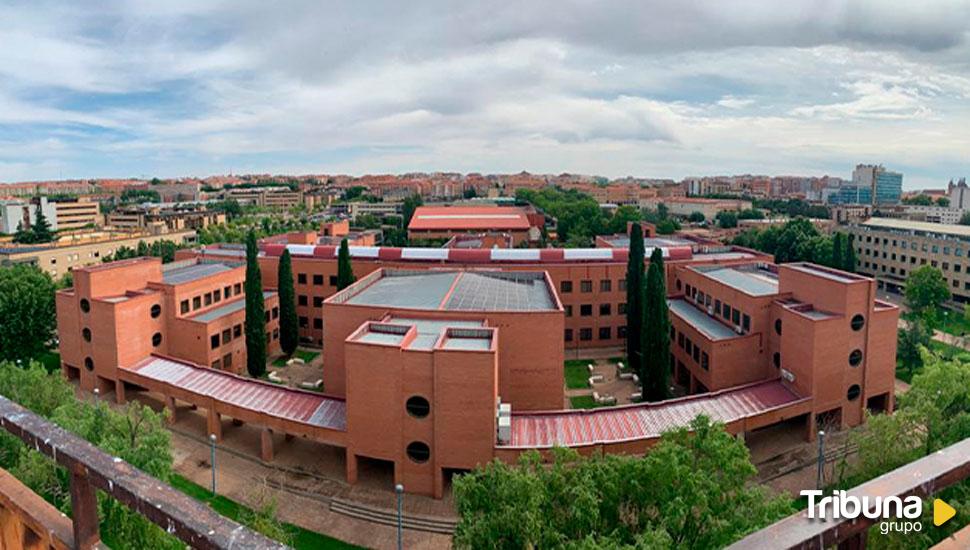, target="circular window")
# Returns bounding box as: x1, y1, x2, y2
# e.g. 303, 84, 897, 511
849, 349, 863, 367
774, 319, 782, 335
773, 352, 780, 369
150, 304, 162, 318
406, 441, 430, 463
80, 298, 90, 313
82, 328, 91, 342
405, 396, 430, 418
152, 332, 163, 347
847, 384, 861, 401
84, 357, 94, 372
851, 314, 865, 331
